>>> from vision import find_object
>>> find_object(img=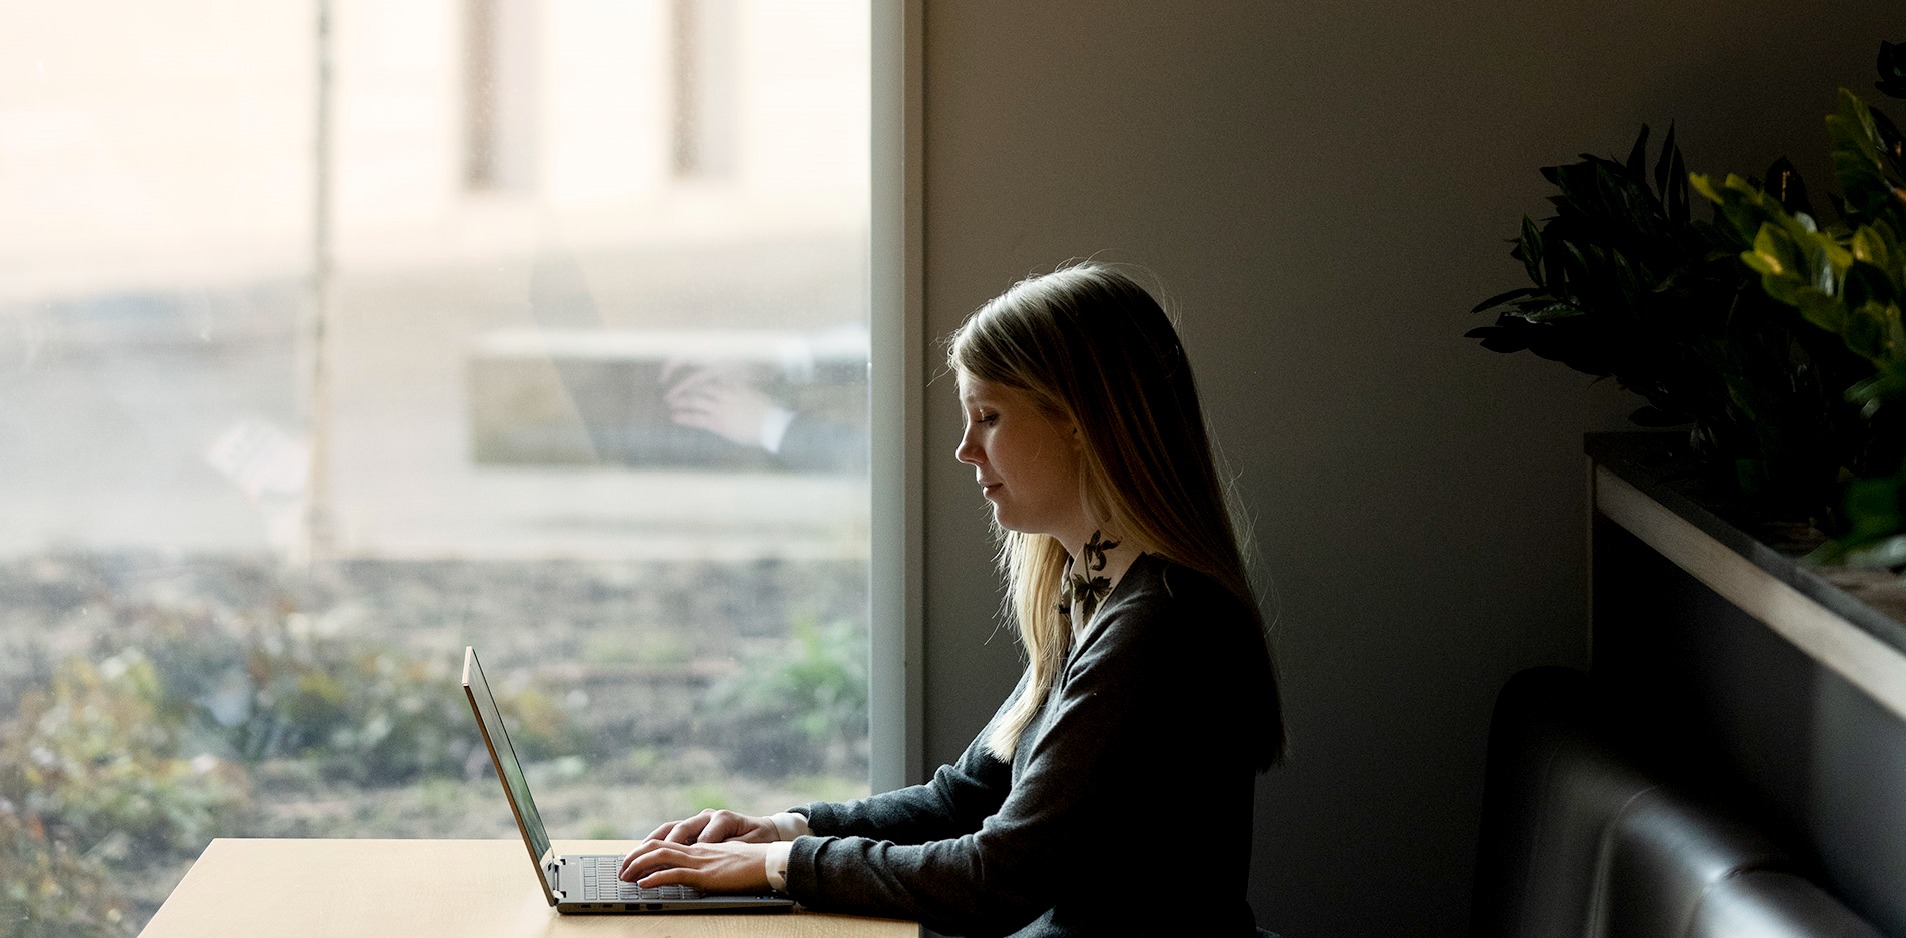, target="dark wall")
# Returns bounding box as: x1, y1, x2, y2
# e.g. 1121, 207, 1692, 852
914, 4, 1902, 935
